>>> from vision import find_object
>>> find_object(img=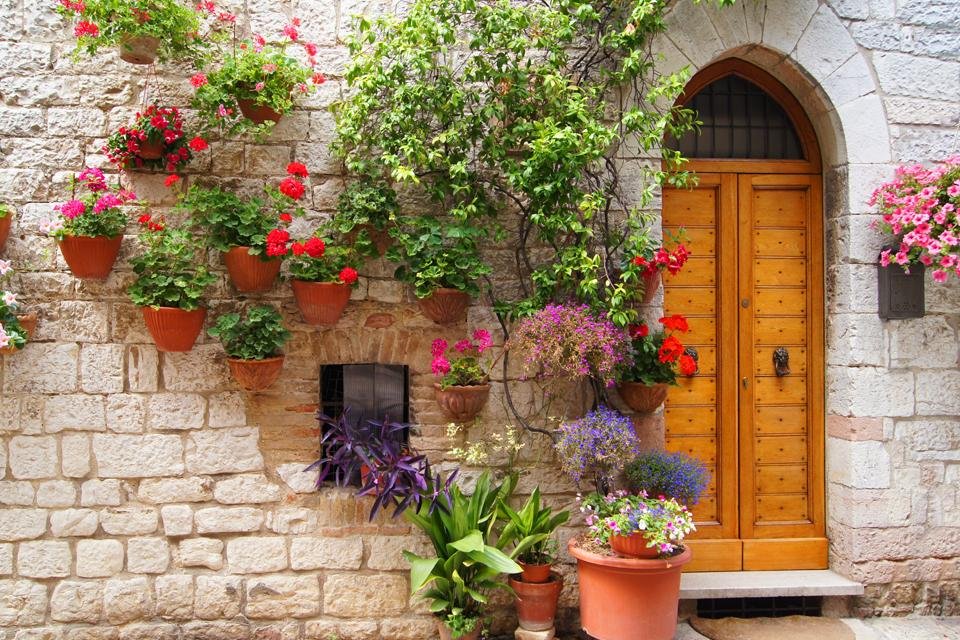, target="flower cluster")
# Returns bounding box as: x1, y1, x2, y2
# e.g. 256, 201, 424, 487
41, 168, 136, 240
0, 259, 28, 352
624, 450, 711, 507
873, 155, 960, 283
104, 105, 204, 173
510, 304, 632, 388
555, 406, 640, 493
631, 243, 690, 277
581, 491, 695, 554
619, 314, 696, 386
430, 329, 494, 388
